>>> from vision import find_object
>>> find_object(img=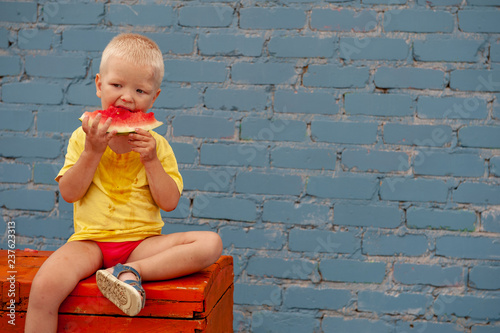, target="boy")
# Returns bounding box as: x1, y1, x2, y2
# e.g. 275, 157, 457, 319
25, 33, 223, 332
